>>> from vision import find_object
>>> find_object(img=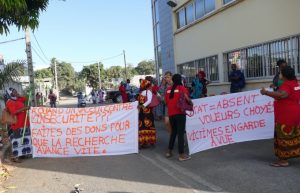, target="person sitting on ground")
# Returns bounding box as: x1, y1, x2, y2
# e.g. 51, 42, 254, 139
260, 66, 300, 167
